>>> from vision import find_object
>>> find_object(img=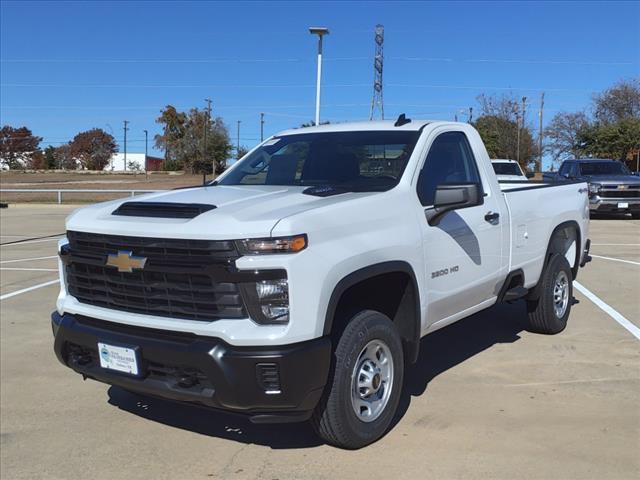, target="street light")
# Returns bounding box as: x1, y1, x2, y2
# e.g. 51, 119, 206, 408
309, 26, 329, 126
